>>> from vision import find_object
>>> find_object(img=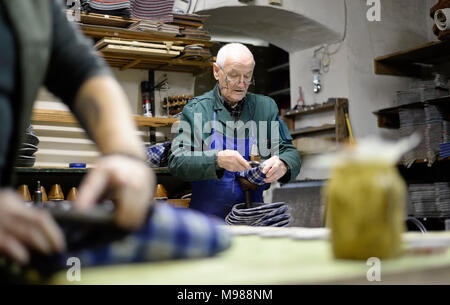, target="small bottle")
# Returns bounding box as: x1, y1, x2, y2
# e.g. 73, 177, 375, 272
34, 181, 43, 208
141, 81, 152, 117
